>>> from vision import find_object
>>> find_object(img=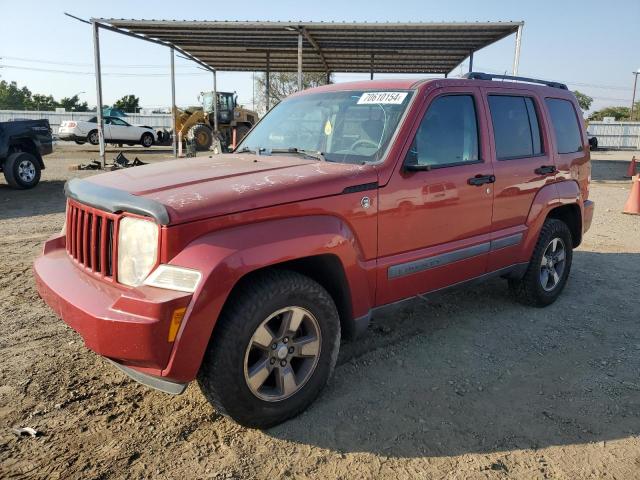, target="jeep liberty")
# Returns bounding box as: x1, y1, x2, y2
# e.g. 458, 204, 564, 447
35, 73, 594, 428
